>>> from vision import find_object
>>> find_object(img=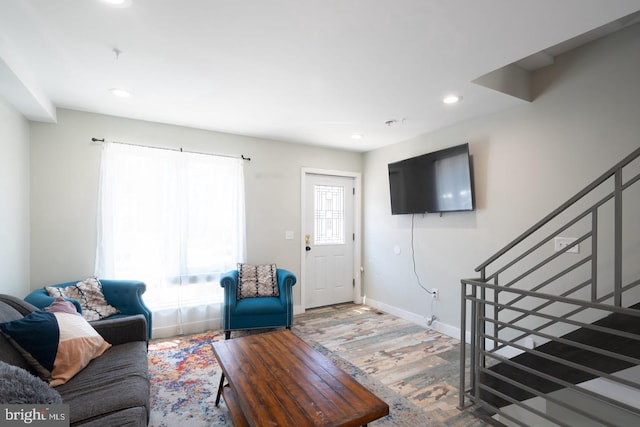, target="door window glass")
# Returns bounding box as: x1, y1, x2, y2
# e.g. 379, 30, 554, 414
314, 185, 345, 245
